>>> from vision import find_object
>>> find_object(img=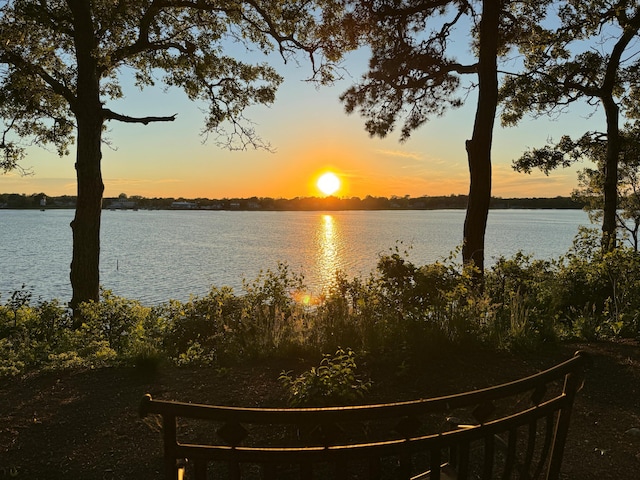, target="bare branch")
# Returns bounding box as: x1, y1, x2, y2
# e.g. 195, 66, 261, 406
102, 108, 177, 125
